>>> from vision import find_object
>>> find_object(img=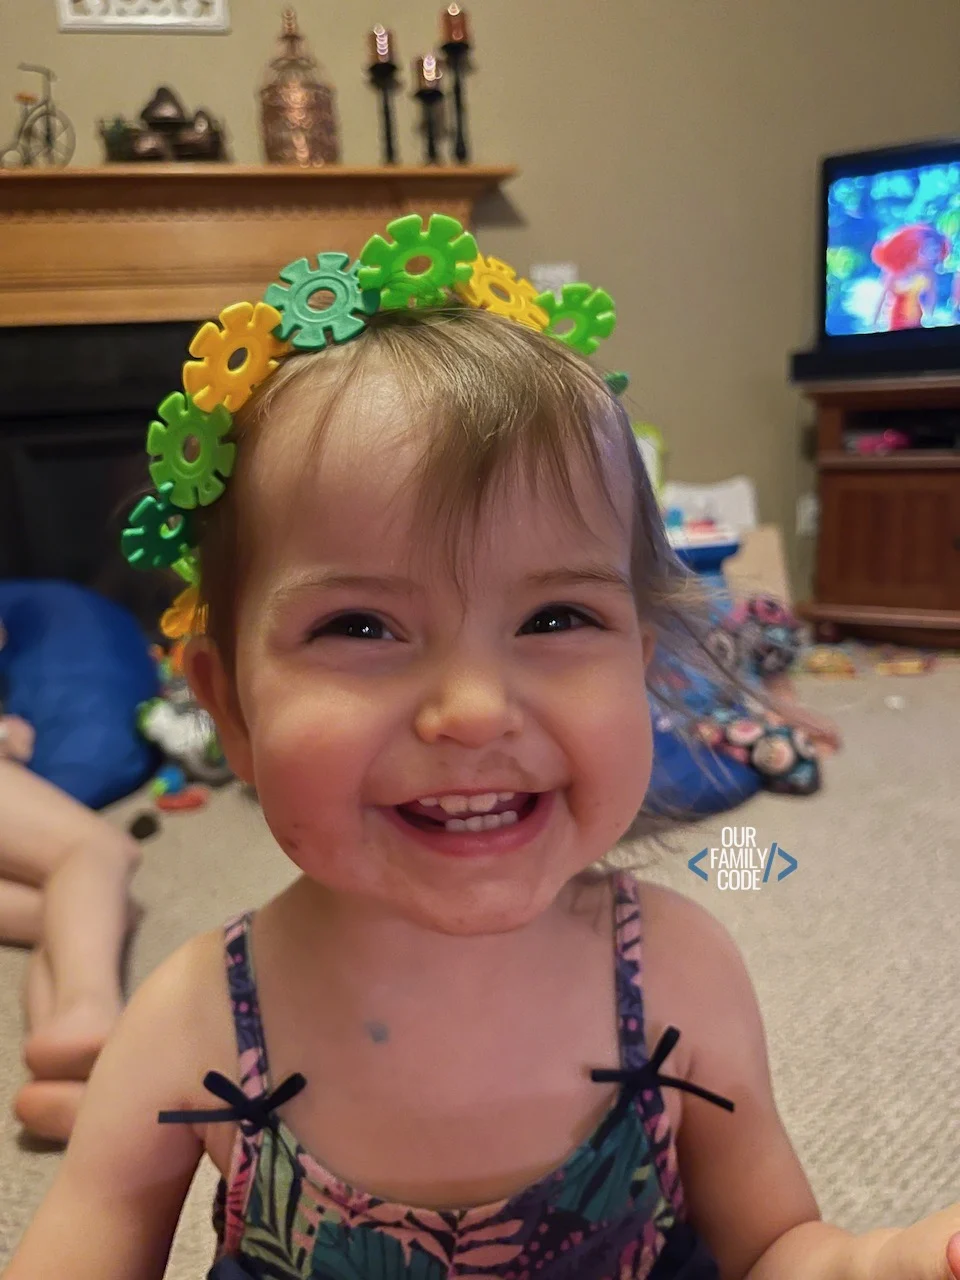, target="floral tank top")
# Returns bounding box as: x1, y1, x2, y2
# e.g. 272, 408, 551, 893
159, 871, 735, 1279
